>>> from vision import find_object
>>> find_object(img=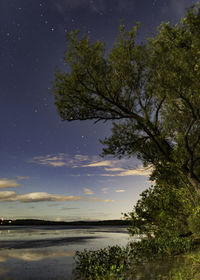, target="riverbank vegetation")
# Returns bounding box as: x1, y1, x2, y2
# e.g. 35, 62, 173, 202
73, 237, 198, 280
53, 2, 200, 279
